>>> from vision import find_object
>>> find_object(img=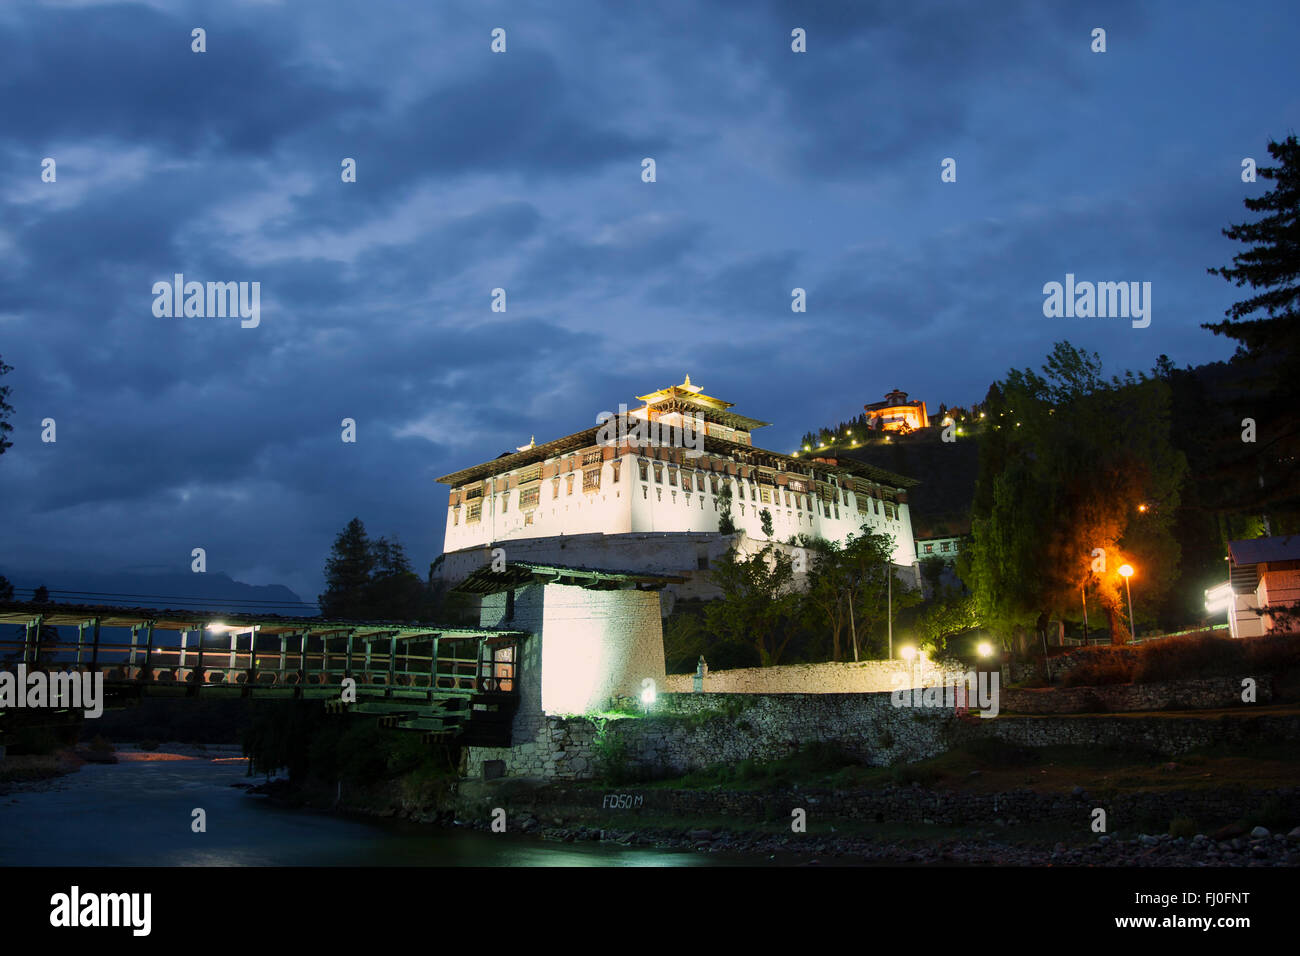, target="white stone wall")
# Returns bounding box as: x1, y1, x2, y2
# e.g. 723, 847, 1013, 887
444, 454, 636, 554
443, 449, 917, 569
537, 585, 665, 716
478, 581, 667, 740
660, 659, 968, 695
